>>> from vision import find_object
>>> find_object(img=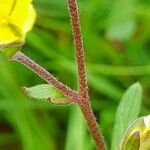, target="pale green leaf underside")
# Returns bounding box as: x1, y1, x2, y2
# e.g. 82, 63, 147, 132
23, 84, 70, 105
111, 82, 142, 150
